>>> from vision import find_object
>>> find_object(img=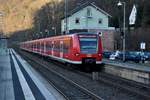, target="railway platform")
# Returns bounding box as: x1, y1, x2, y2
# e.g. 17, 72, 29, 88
103, 59, 150, 72
103, 59, 150, 84
0, 48, 65, 100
